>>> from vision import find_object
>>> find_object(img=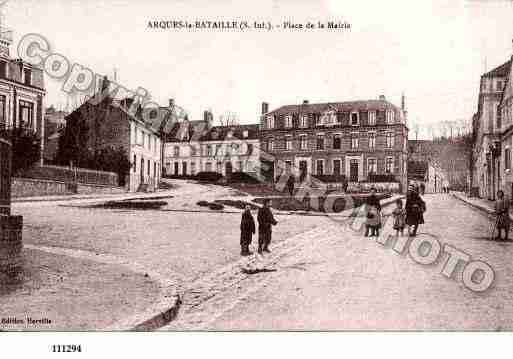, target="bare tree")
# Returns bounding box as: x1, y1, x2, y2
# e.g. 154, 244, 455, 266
218, 111, 240, 127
